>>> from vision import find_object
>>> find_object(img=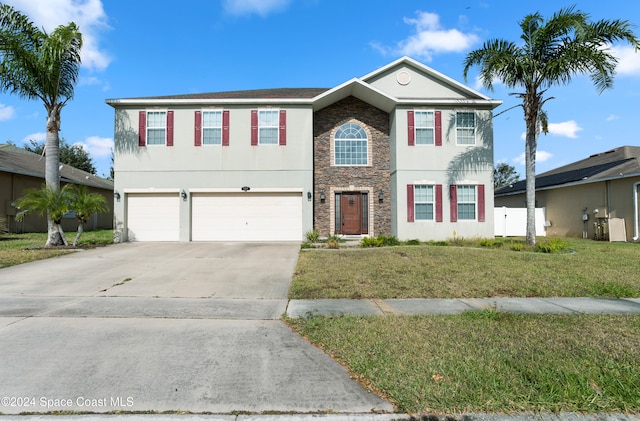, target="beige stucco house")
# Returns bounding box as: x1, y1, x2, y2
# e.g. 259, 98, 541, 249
495, 146, 640, 242
0, 144, 114, 233
106, 57, 502, 242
